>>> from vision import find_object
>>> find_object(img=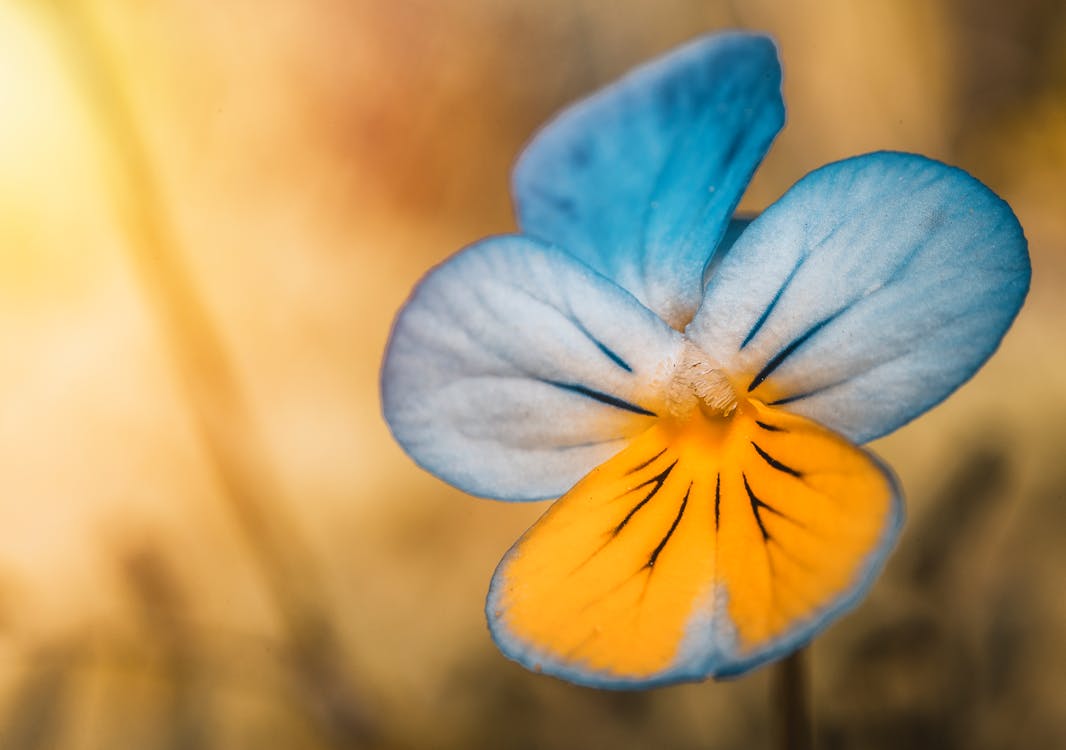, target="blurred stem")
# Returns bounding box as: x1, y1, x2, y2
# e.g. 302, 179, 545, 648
774, 649, 813, 750
41, 1, 376, 744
